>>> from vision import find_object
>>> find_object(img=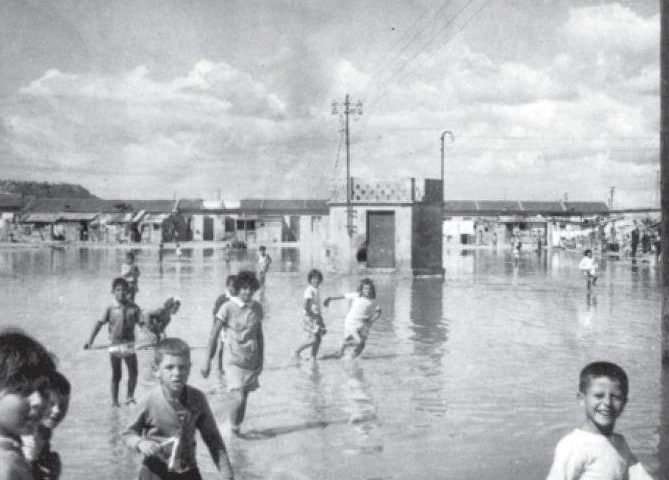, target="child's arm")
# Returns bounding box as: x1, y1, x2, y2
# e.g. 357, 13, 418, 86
323, 295, 345, 307
83, 308, 109, 349
369, 306, 382, 325
197, 396, 234, 479
121, 400, 162, 457
202, 308, 227, 378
